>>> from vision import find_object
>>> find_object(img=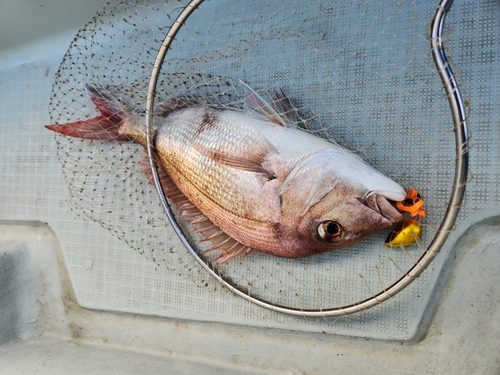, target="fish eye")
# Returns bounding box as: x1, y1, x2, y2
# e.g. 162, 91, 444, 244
318, 220, 344, 242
